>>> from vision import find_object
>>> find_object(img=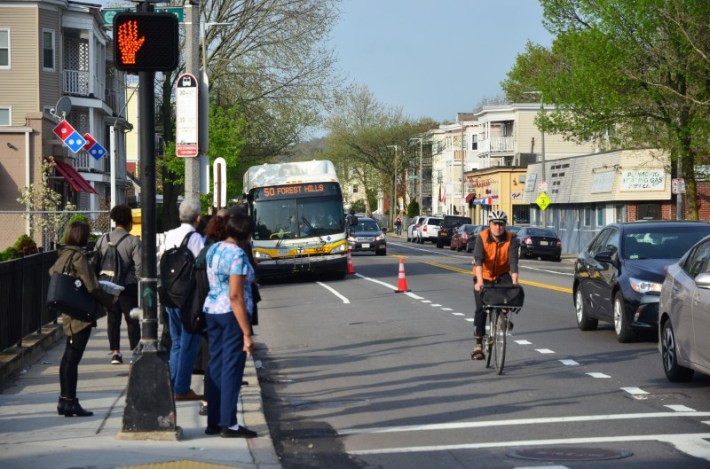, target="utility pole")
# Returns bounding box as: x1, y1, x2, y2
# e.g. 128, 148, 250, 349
525, 91, 547, 227
184, 2, 201, 201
